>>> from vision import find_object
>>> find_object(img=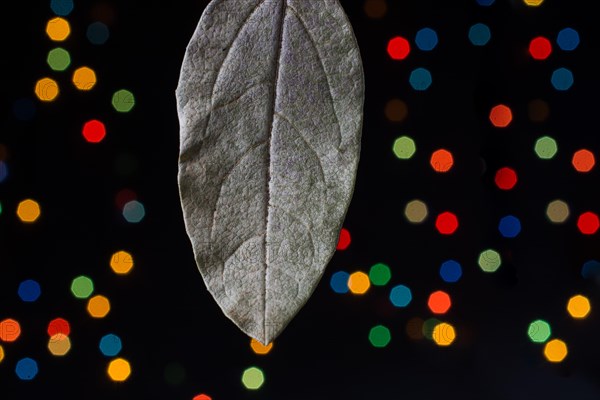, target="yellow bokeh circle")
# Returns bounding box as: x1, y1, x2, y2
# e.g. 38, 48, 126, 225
17, 199, 41, 223
108, 358, 131, 381
35, 78, 59, 102
46, 17, 71, 41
